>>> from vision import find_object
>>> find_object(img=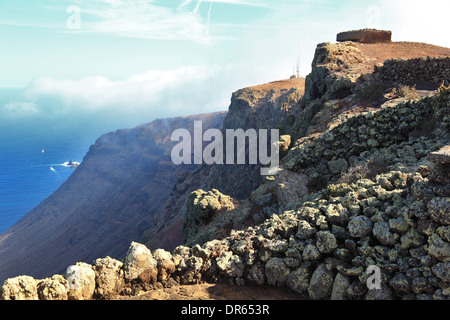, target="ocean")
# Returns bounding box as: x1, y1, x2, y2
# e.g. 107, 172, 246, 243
0, 123, 83, 233
0, 88, 134, 234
